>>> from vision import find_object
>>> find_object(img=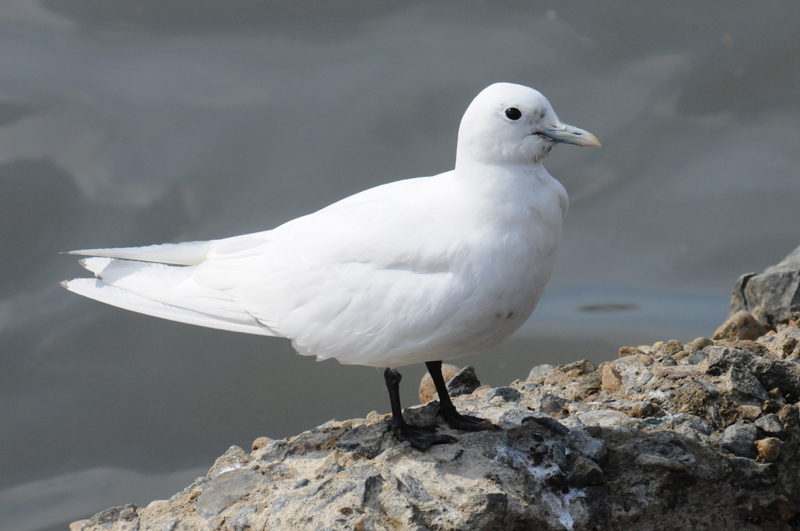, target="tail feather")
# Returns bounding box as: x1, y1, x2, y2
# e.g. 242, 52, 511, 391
65, 241, 213, 265
63, 278, 276, 336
